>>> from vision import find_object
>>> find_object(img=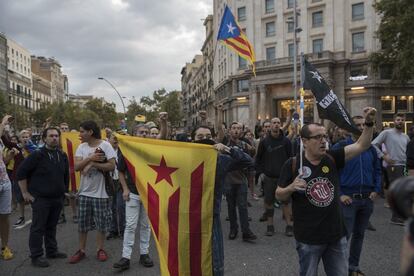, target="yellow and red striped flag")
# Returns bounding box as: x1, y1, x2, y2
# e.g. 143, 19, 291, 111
217, 5, 256, 75
116, 135, 217, 276
60, 132, 82, 192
